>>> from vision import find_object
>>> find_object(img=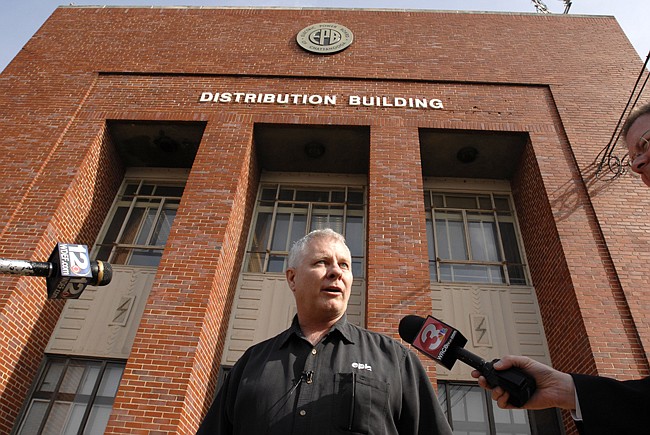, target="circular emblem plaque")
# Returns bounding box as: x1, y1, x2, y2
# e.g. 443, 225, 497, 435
297, 23, 354, 54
